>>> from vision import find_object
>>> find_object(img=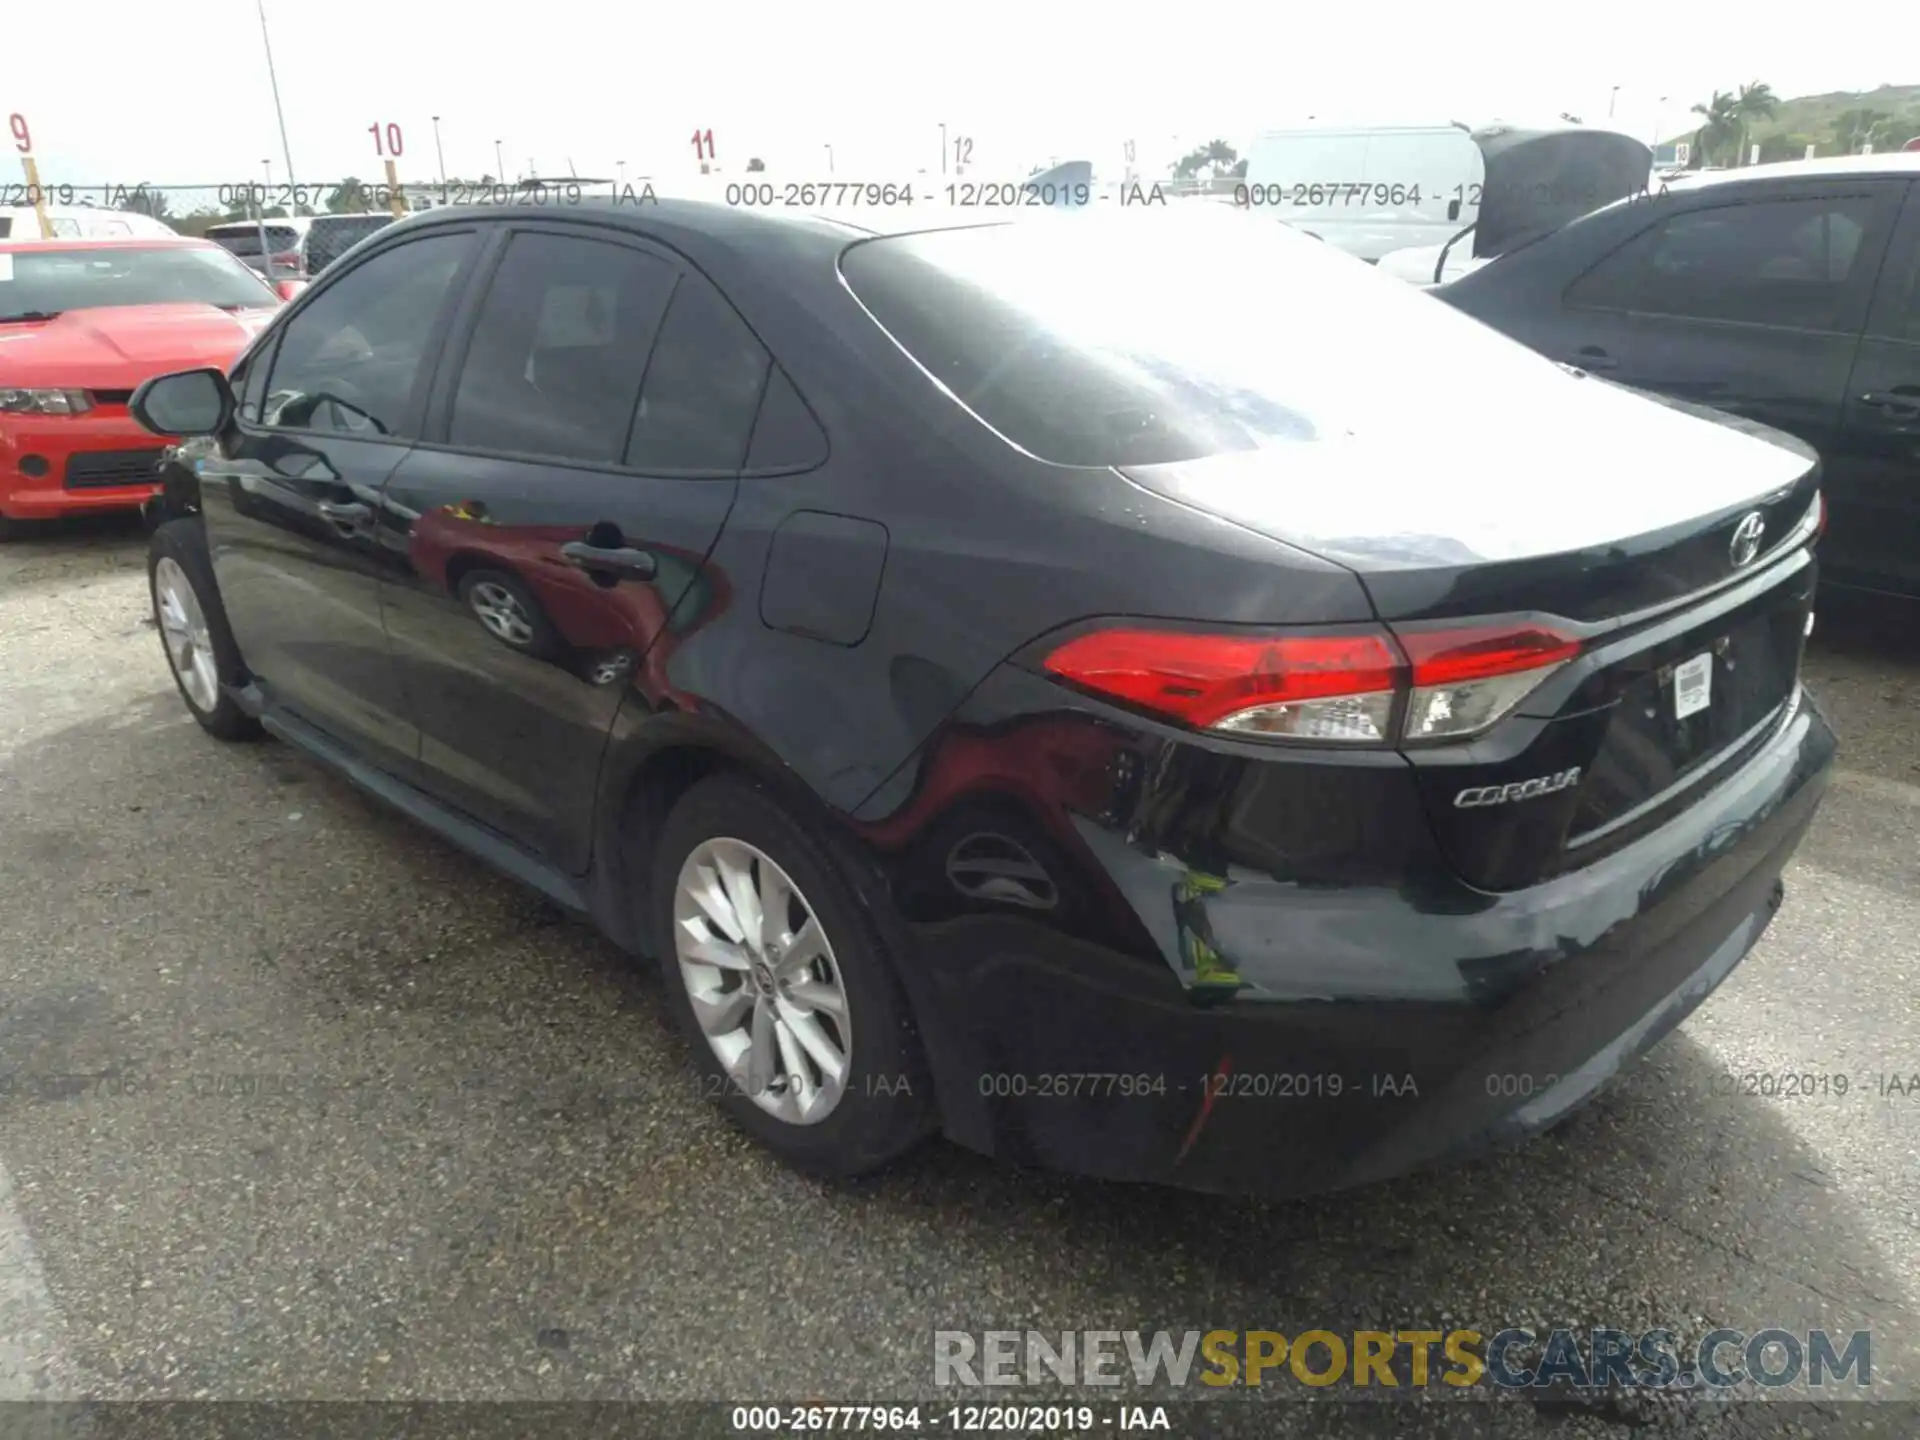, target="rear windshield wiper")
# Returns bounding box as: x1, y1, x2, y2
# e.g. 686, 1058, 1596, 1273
0, 310, 62, 323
